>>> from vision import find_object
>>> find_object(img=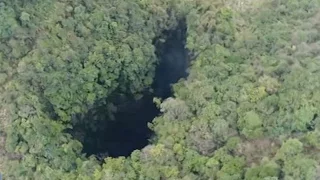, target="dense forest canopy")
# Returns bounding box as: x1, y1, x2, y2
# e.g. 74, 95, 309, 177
1, 0, 320, 179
